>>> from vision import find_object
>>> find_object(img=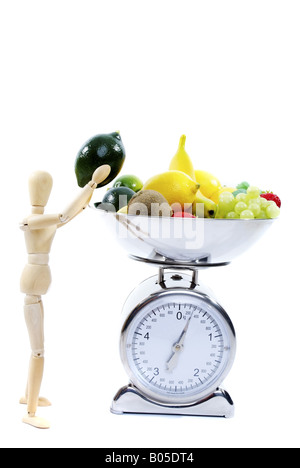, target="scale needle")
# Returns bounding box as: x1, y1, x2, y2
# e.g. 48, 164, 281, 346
166, 310, 194, 372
